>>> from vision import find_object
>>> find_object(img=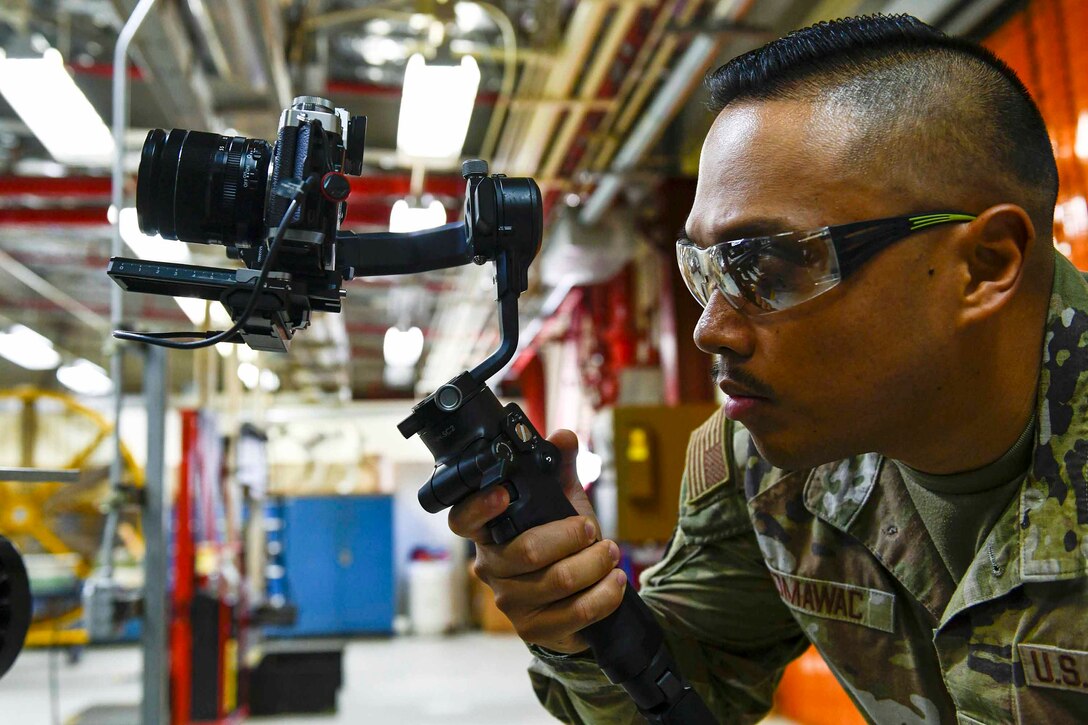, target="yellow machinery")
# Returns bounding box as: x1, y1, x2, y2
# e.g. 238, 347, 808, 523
0, 387, 143, 647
